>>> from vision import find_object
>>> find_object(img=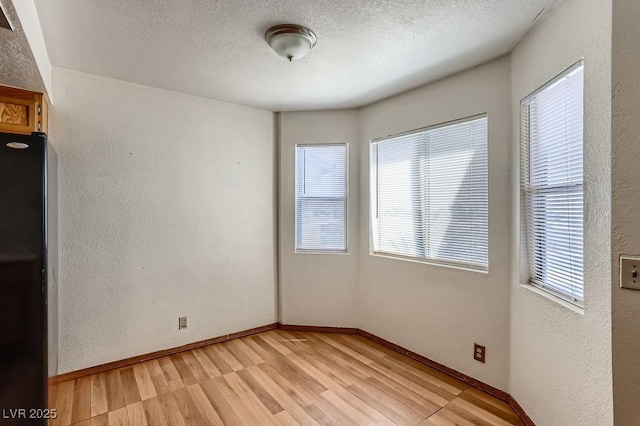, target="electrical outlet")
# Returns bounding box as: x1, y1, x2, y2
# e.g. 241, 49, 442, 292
474, 343, 486, 363
178, 316, 187, 330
